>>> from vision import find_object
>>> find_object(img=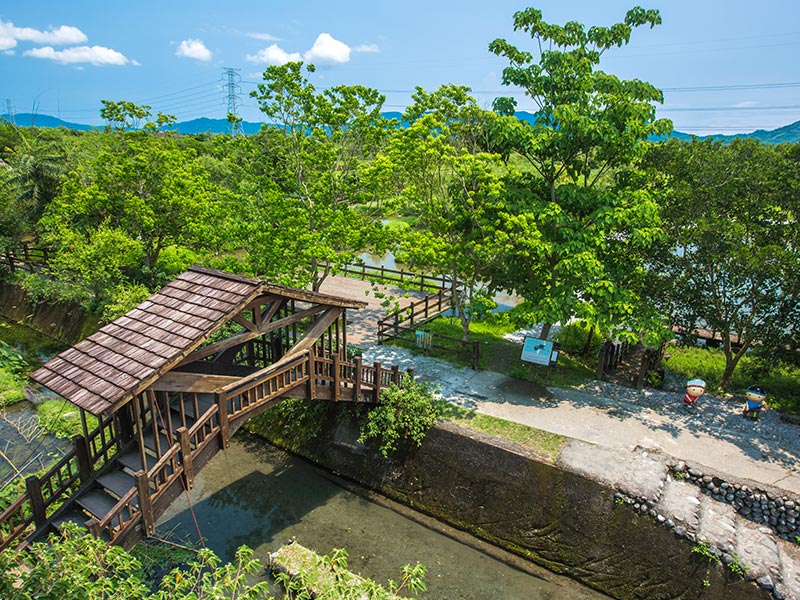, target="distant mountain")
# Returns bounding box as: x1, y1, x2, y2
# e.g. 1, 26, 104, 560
0, 113, 93, 131
4, 111, 800, 145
